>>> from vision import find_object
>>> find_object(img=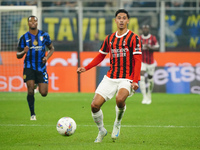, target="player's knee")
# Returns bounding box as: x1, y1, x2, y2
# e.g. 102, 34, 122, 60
116, 102, 125, 108
28, 88, 34, 95
116, 96, 125, 108
91, 102, 100, 113
40, 91, 48, 97
41, 94, 47, 97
